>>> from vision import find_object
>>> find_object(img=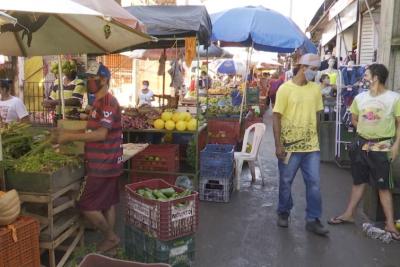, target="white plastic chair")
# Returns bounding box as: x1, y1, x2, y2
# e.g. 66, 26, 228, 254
234, 122, 266, 190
